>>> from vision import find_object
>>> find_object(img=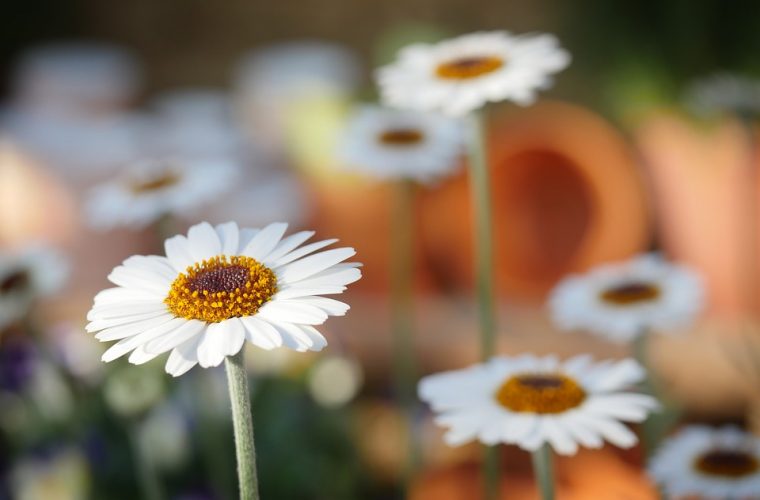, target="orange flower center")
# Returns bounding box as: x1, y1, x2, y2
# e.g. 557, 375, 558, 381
694, 449, 759, 478
600, 281, 661, 306
130, 172, 181, 194
378, 128, 425, 146
0, 269, 30, 295
165, 255, 278, 323
435, 56, 505, 80
495, 373, 586, 414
